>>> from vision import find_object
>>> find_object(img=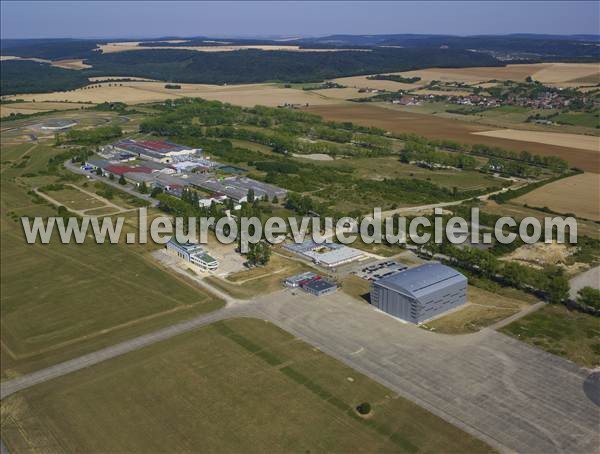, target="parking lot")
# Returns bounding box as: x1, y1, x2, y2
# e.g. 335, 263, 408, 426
354, 259, 408, 281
